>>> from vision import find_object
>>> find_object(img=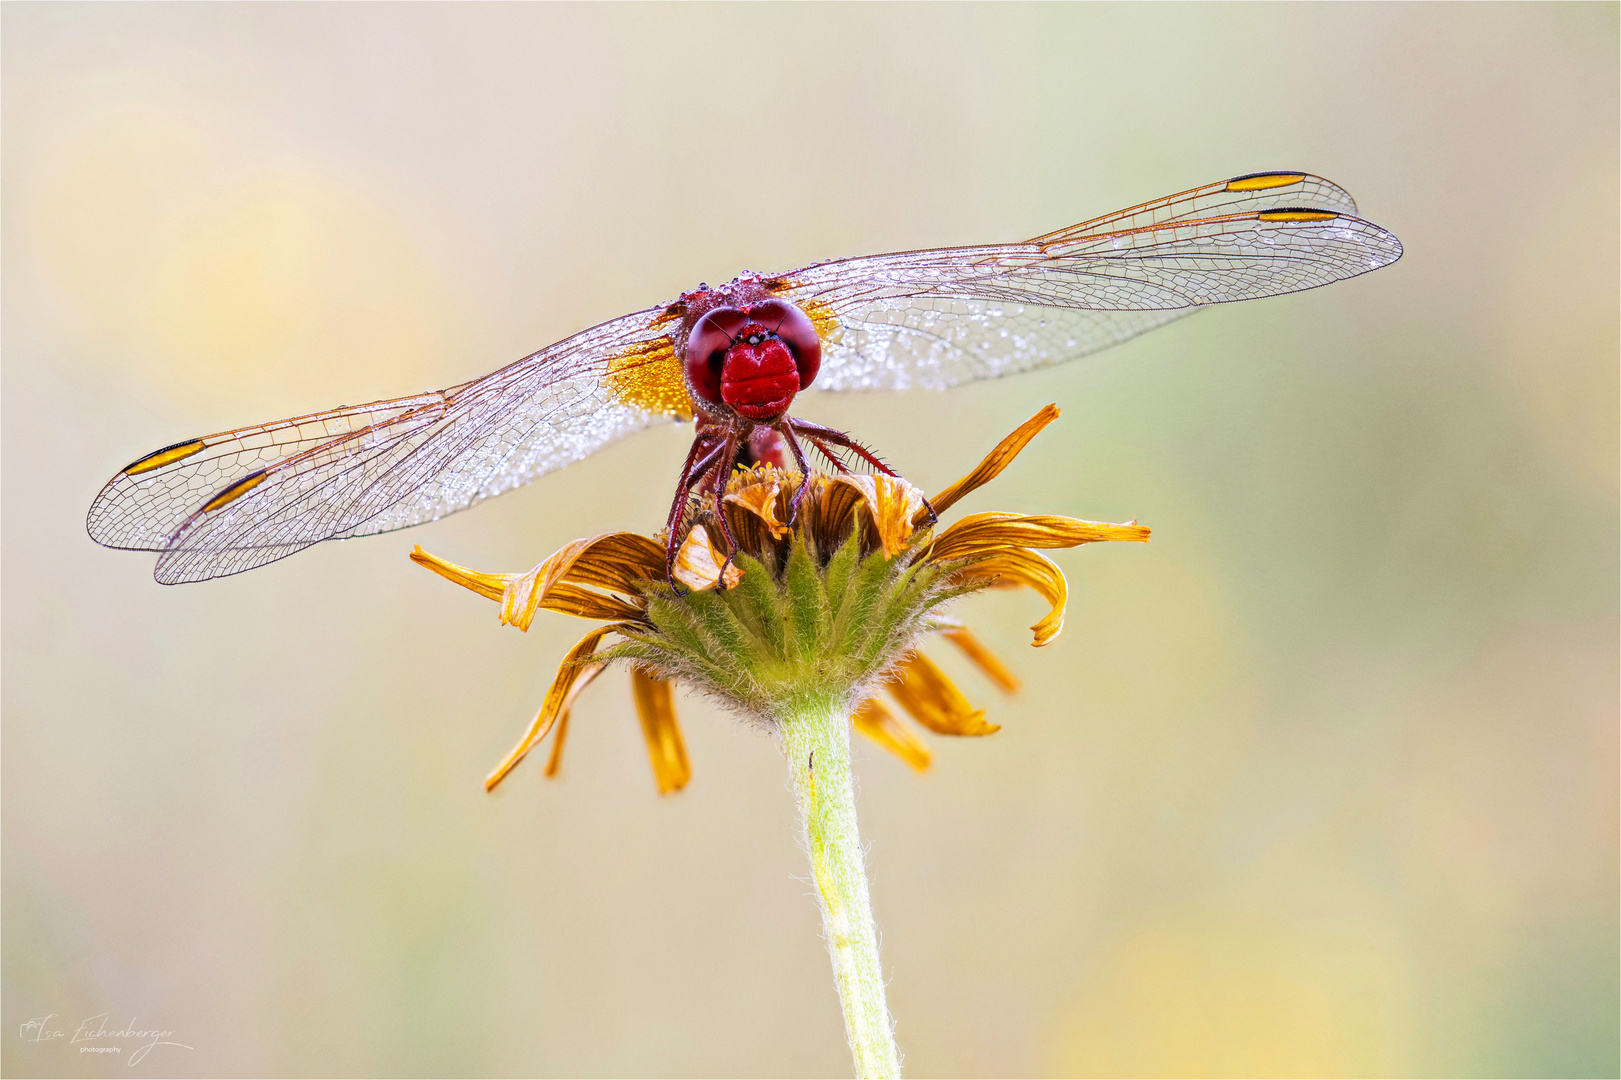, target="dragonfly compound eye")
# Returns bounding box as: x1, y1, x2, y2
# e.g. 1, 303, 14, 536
746, 298, 821, 390
684, 306, 749, 406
